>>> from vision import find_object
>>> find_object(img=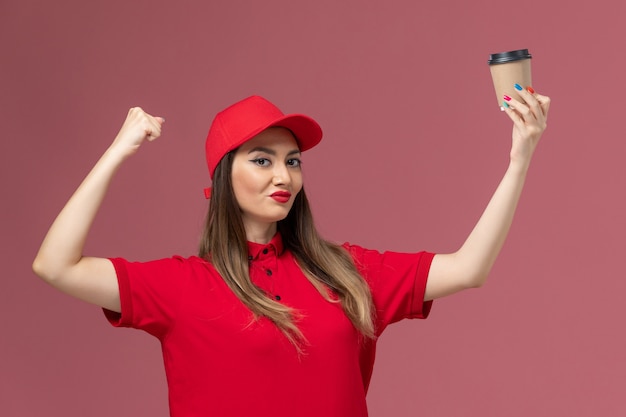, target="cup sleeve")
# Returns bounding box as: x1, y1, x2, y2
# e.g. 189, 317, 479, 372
342, 243, 435, 335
